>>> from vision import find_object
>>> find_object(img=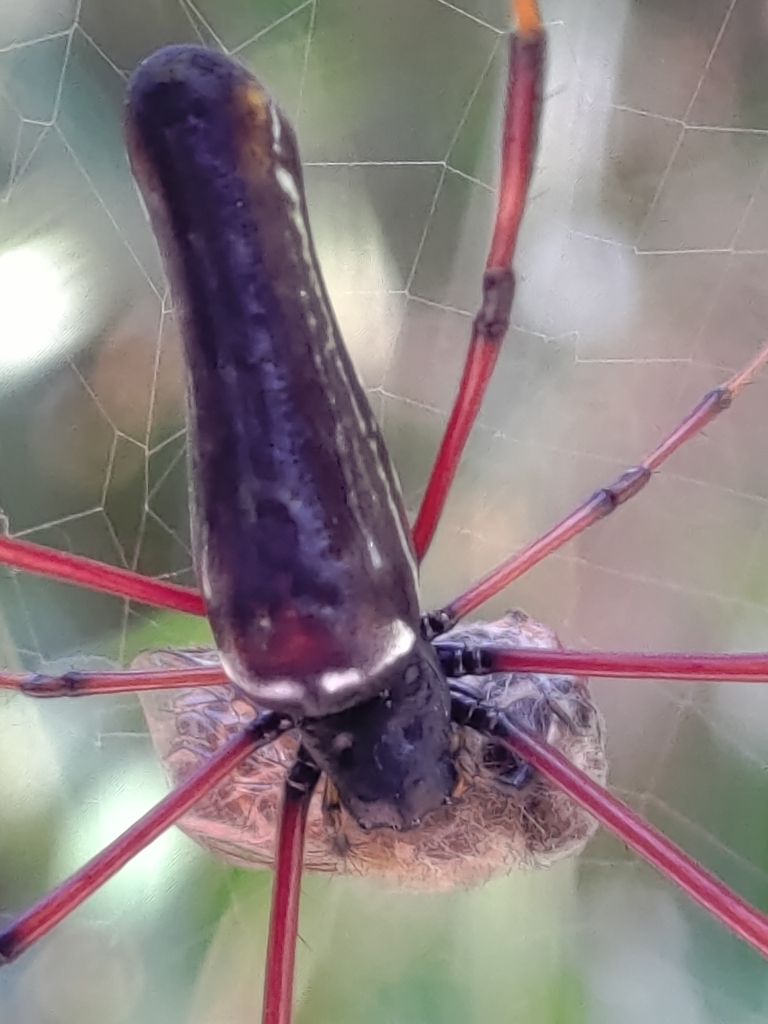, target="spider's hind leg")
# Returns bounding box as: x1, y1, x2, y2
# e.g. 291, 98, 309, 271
441, 610, 606, 793
480, 693, 551, 791
441, 611, 606, 870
